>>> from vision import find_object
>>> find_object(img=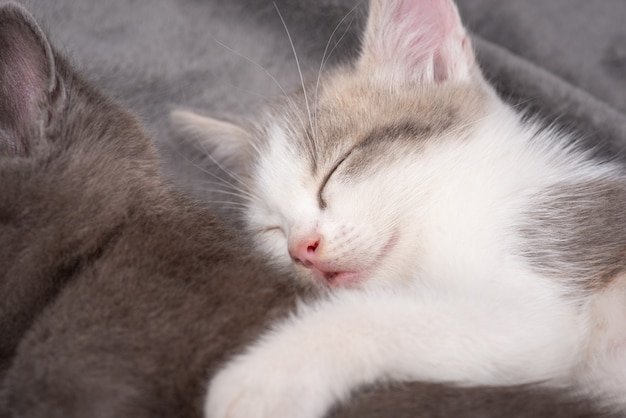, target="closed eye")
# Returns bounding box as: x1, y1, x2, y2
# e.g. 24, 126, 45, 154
317, 150, 353, 210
